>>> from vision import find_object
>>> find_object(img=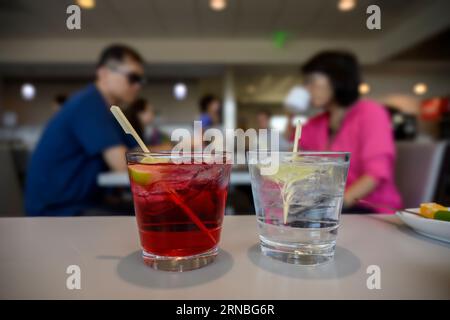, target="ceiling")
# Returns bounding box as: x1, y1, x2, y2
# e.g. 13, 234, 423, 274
392, 27, 450, 61
0, 0, 448, 70
0, 0, 429, 40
